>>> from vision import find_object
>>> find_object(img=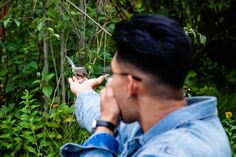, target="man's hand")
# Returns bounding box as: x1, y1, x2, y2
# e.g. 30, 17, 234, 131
99, 80, 120, 127
68, 75, 105, 96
